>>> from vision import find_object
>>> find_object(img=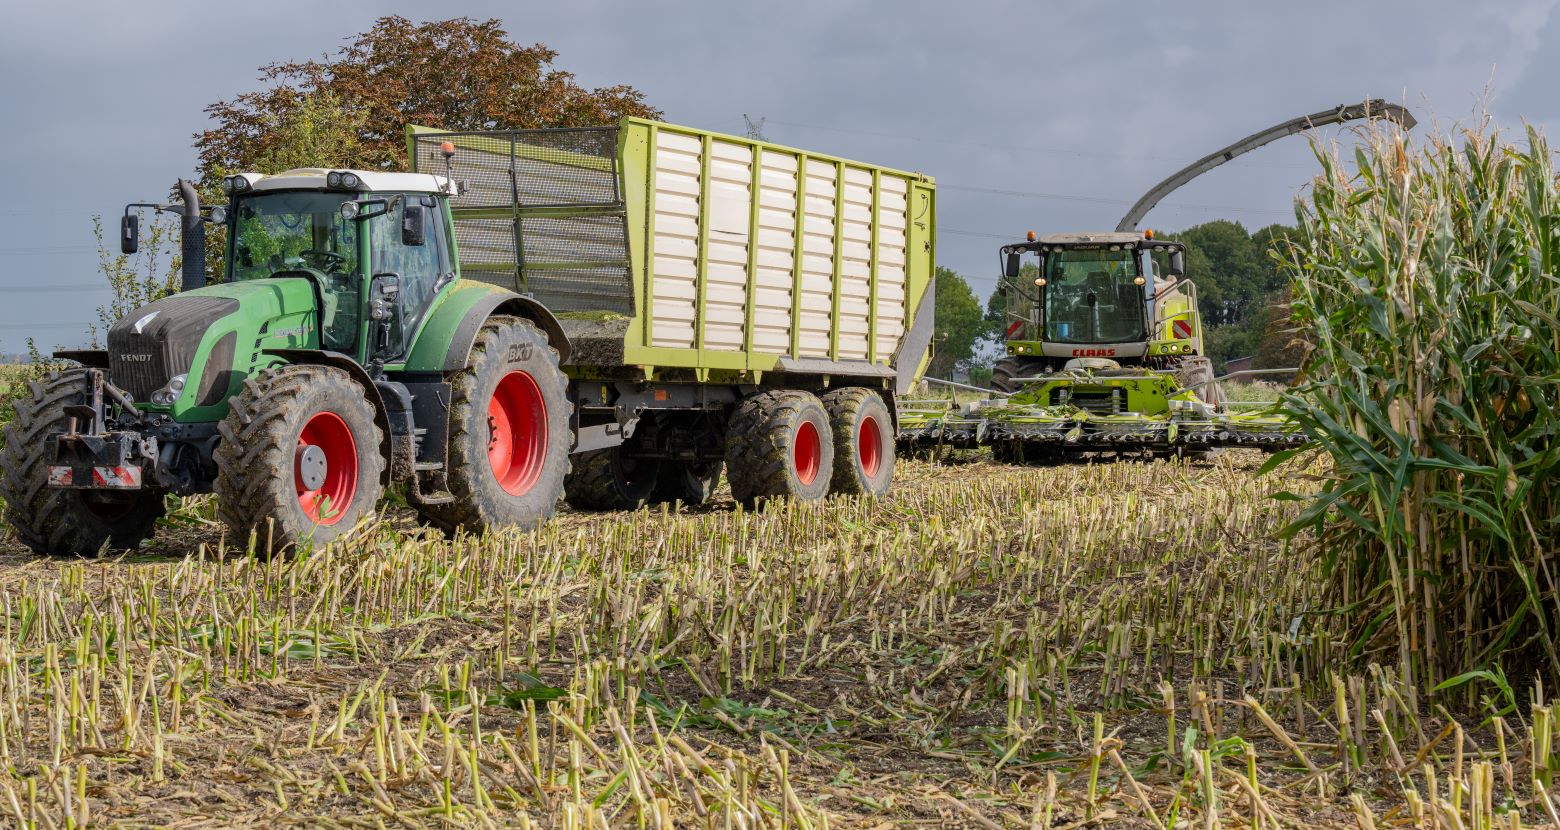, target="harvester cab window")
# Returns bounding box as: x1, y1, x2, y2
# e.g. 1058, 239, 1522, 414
1042, 248, 1146, 344
230, 191, 362, 351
